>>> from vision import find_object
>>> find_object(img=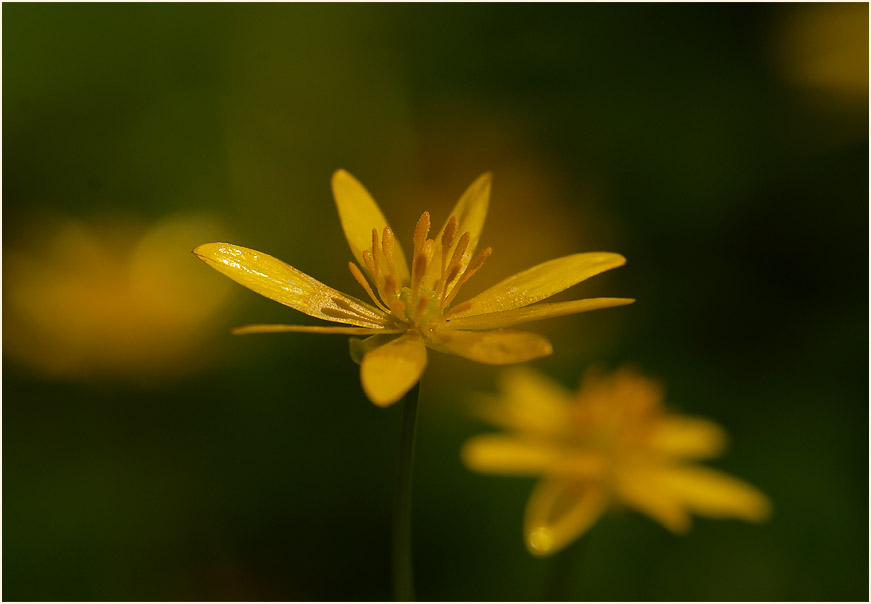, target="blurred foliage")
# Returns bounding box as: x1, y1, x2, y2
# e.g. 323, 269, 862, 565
3, 3, 867, 601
